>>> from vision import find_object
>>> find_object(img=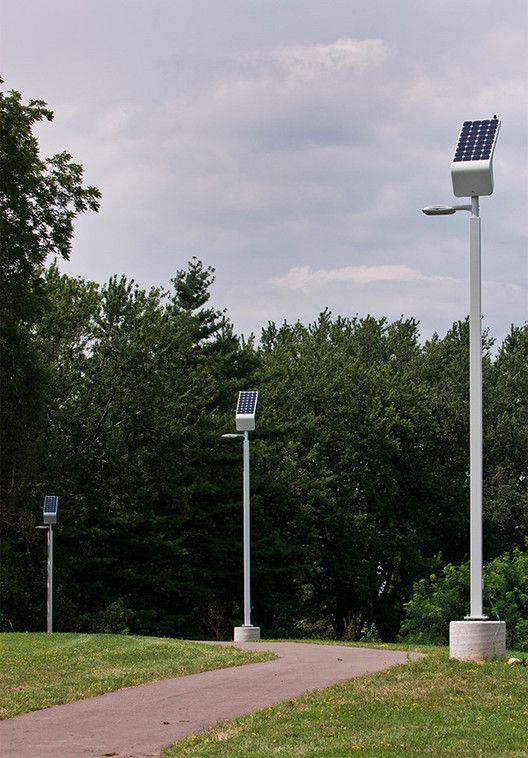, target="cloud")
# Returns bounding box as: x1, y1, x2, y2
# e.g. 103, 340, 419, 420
254, 37, 388, 82
273, 264, 455, 291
